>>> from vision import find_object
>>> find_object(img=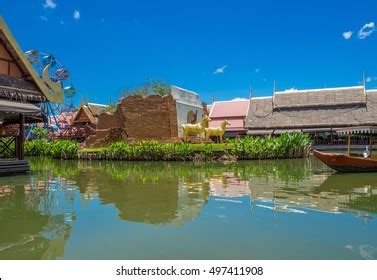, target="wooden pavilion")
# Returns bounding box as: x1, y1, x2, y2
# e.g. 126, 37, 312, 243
245, 86, 377, 147
0, 16, 61, 175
